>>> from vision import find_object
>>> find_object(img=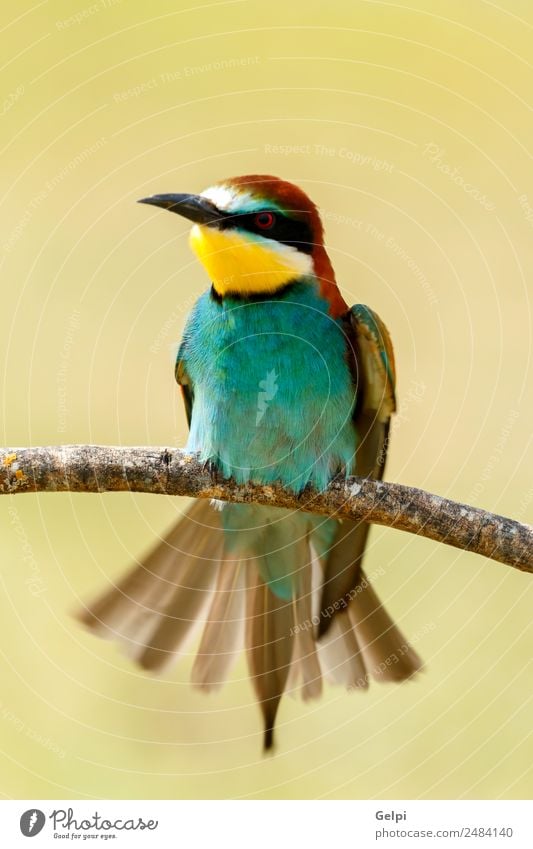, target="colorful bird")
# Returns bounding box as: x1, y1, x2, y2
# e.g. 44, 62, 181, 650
79, 175, 421, 750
